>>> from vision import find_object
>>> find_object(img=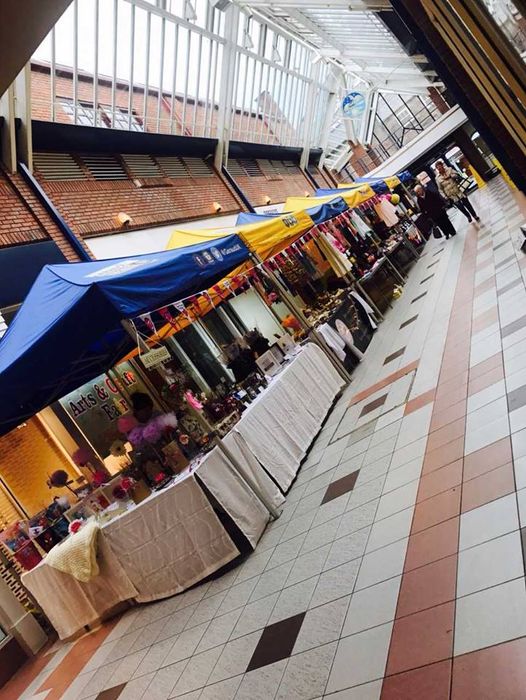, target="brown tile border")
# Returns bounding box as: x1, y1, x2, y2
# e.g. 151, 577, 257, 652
349, 360, 419, 406
451, 637, 526, 699
404, 389, 436, 416
381, 659, 452, 700
382, 223, 478, 688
